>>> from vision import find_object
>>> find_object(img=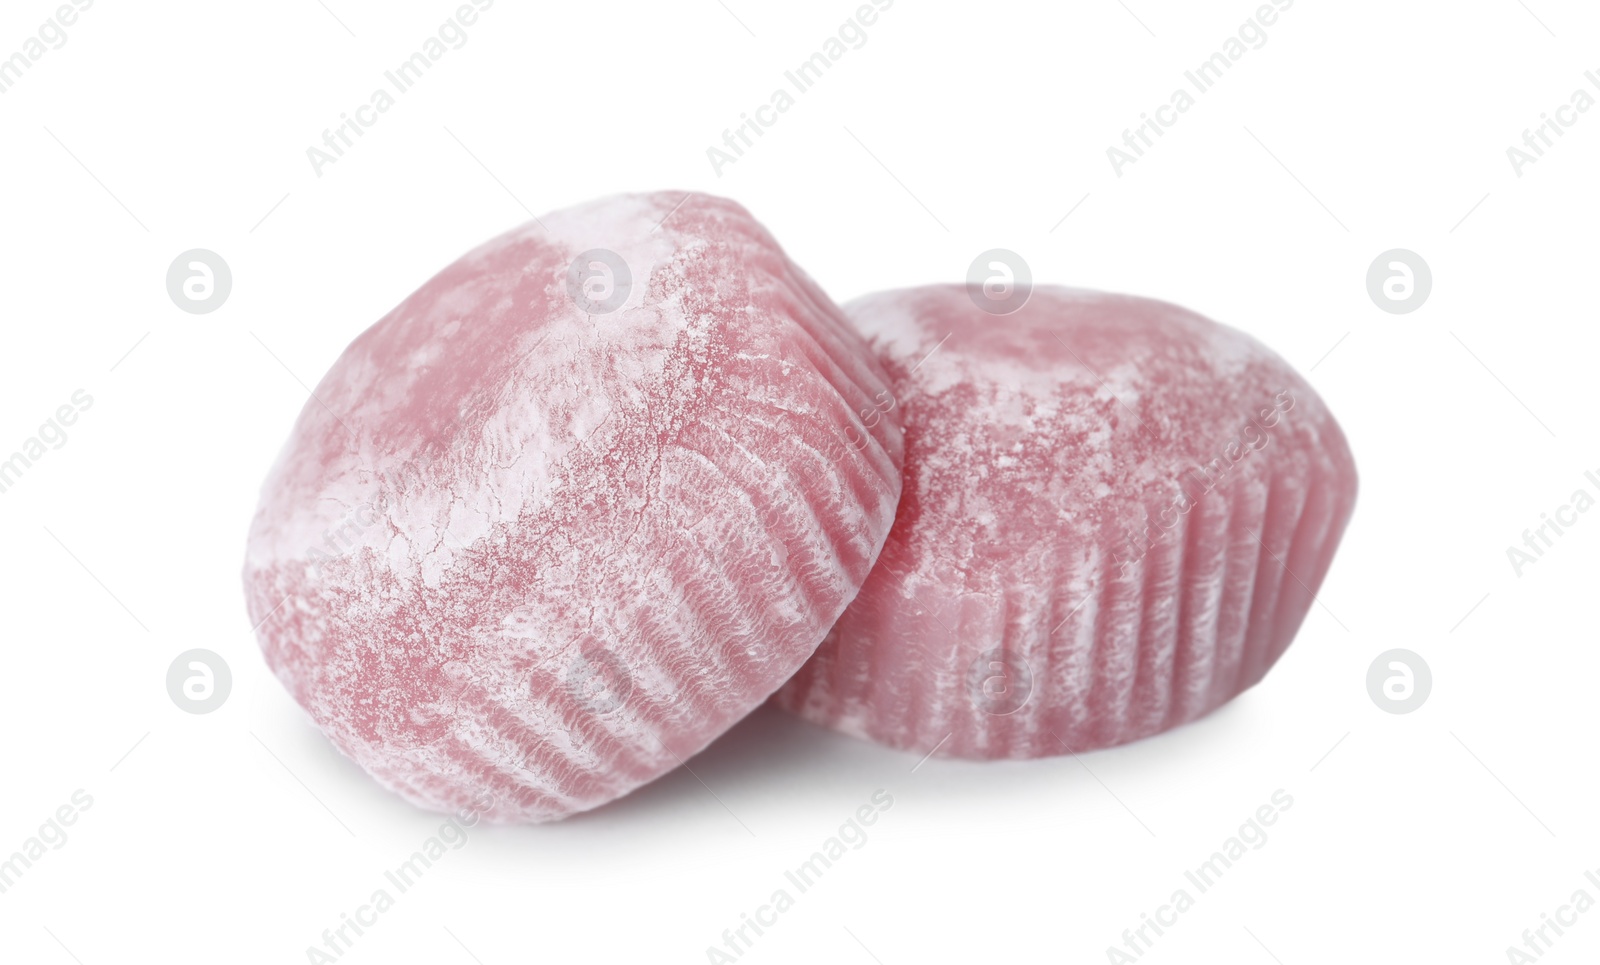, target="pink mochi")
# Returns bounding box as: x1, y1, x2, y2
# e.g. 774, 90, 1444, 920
242, 192, 902, 822
775, 286, 1357, 759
